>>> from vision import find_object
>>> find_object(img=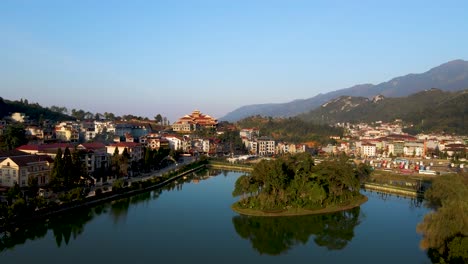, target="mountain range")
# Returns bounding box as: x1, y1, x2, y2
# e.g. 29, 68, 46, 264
221, 59, 468, 122
298, 88, 468, 134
